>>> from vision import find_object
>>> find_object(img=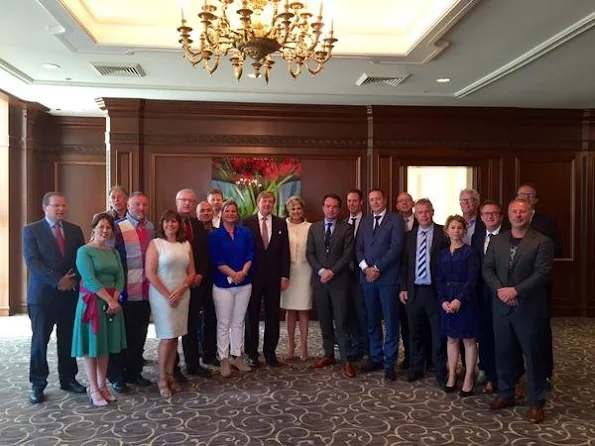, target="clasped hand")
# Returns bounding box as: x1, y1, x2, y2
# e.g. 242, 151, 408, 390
497, 287, 519, 306
365, 266, 380, 283
442, 298, 462, 313
57, 271, 77, 291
